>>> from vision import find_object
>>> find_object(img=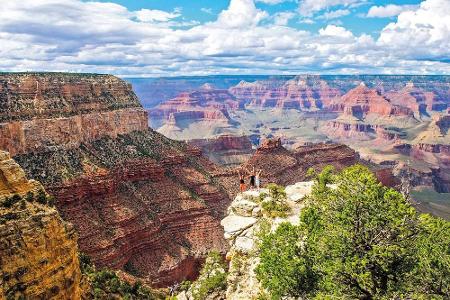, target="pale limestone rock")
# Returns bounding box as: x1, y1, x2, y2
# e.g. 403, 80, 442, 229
221, 215, 257, 240
234, 236, 254, 252
230, 197, 258, 217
